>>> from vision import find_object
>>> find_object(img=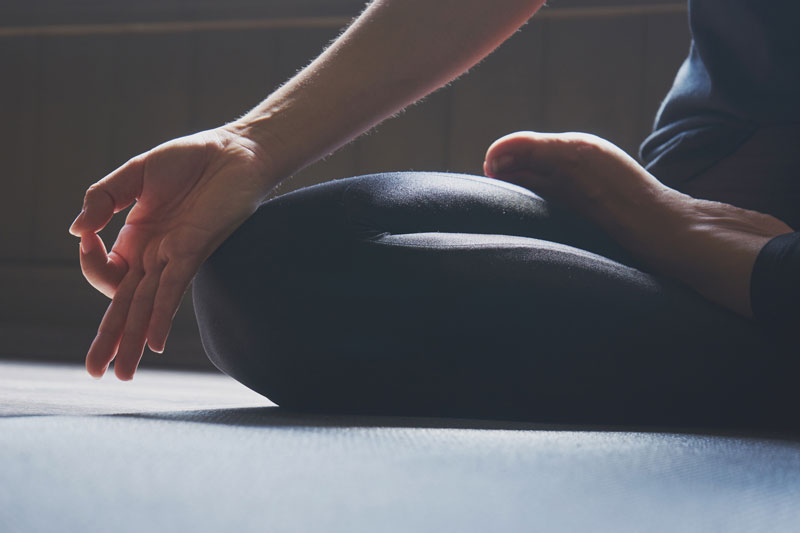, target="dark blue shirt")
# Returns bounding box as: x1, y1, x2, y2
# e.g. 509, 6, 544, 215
640, 0, 800, 183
